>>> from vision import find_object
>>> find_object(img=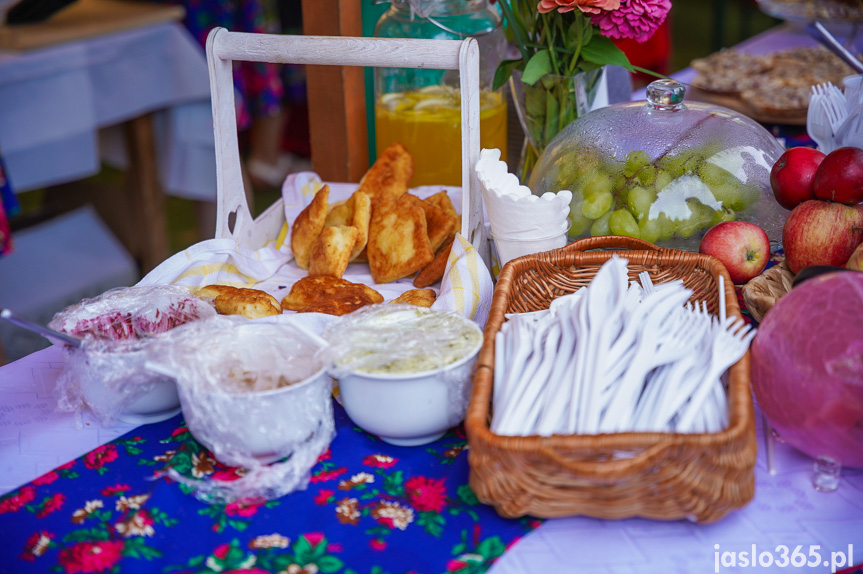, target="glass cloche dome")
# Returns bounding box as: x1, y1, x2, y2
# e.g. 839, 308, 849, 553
528, 79, 788, 251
